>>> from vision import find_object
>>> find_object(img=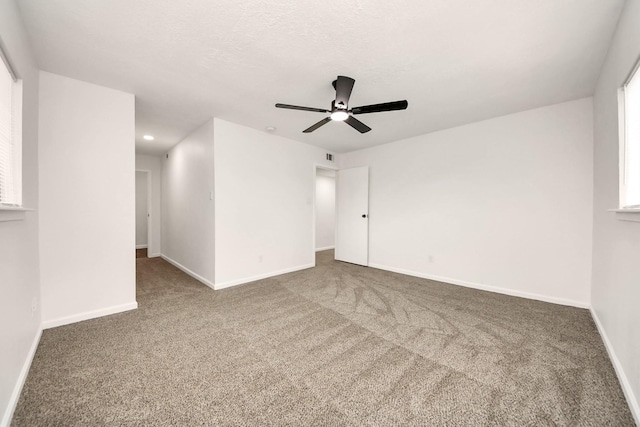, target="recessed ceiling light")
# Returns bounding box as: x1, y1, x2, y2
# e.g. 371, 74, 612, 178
143, 135, 154, 141
265, 126, 276, 132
